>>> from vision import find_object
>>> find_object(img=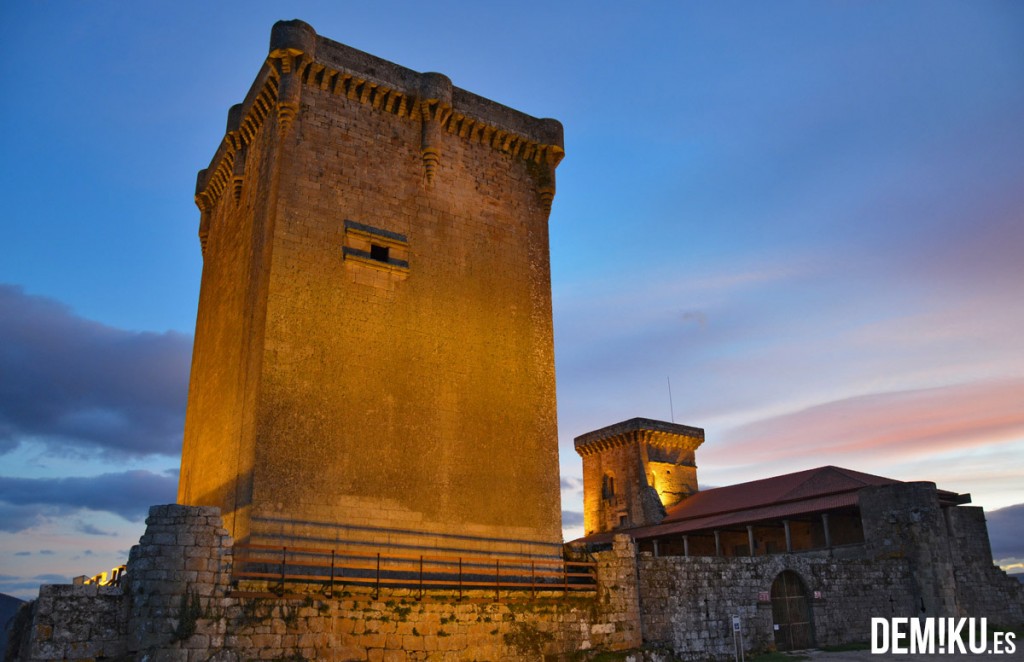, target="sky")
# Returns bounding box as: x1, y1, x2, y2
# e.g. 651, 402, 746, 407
1, 1, 1022, 600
